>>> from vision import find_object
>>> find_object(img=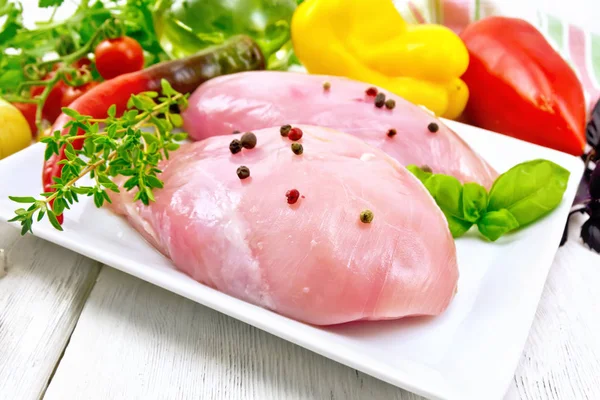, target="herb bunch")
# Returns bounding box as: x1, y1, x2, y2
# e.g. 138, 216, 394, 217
409, 159, 570, 242
9, 79, 188, 235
